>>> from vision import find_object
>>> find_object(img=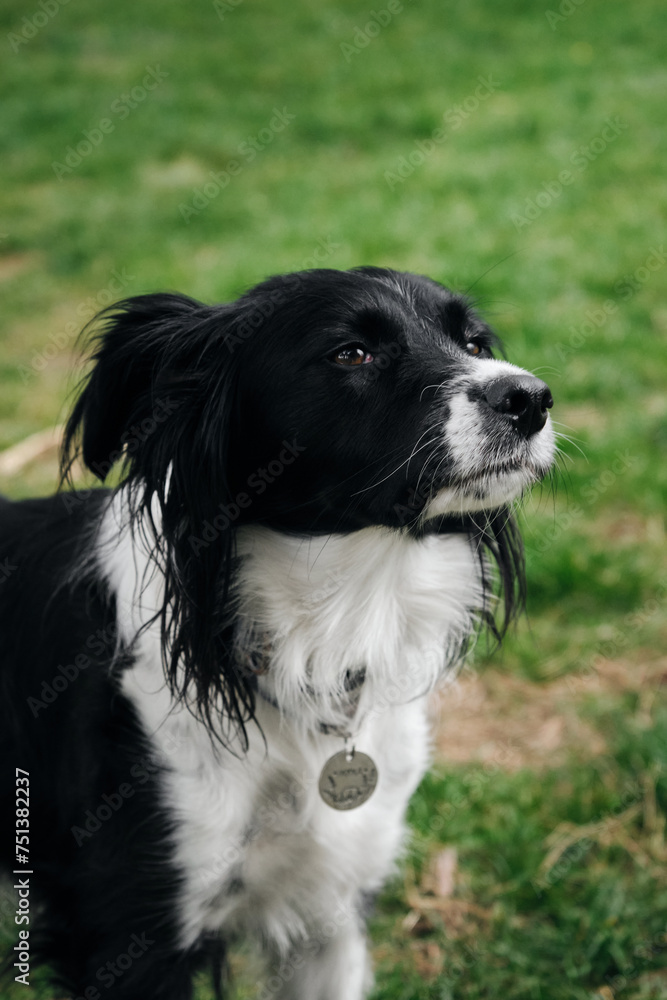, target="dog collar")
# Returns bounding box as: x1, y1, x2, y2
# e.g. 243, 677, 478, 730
241, 655, 377, 811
